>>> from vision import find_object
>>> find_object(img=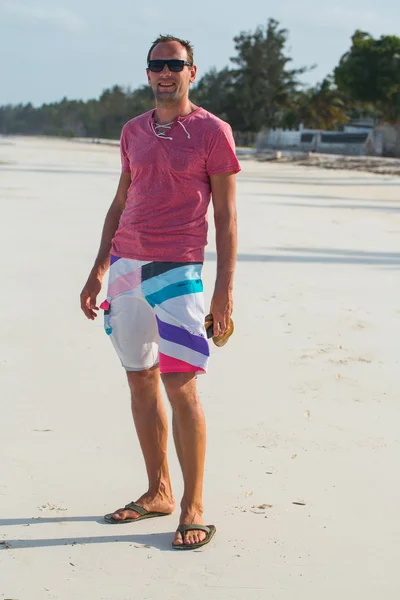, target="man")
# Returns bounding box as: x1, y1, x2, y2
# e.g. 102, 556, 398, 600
80, 34, 240, 550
